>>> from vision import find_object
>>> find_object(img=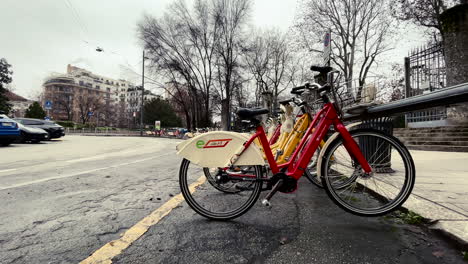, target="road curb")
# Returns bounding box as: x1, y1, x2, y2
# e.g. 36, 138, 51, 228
399, 194, 468, 251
